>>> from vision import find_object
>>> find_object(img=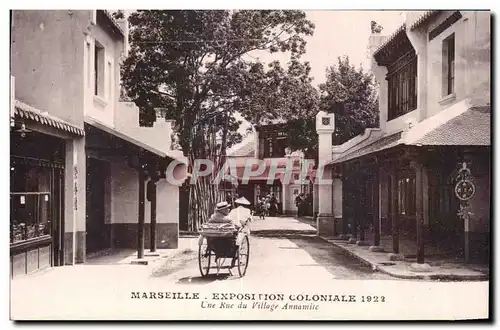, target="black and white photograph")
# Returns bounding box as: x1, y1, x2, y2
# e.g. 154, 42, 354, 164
7, 6, 492, 321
